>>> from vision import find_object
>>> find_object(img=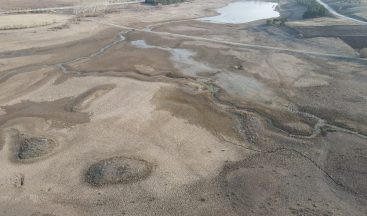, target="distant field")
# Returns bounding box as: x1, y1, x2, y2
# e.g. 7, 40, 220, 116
0, 0, 132, 10
294, 25, 367, 37
0, 0, 78, 10
0, 14, 69, 30
294, 25, 367, 48
323, 0, 367, 20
